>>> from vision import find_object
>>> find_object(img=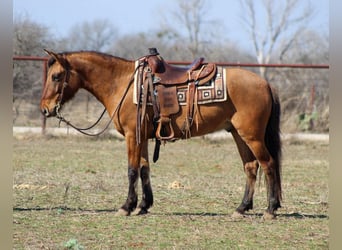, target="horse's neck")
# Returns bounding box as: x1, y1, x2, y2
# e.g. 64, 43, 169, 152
70, 54, 134, 108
